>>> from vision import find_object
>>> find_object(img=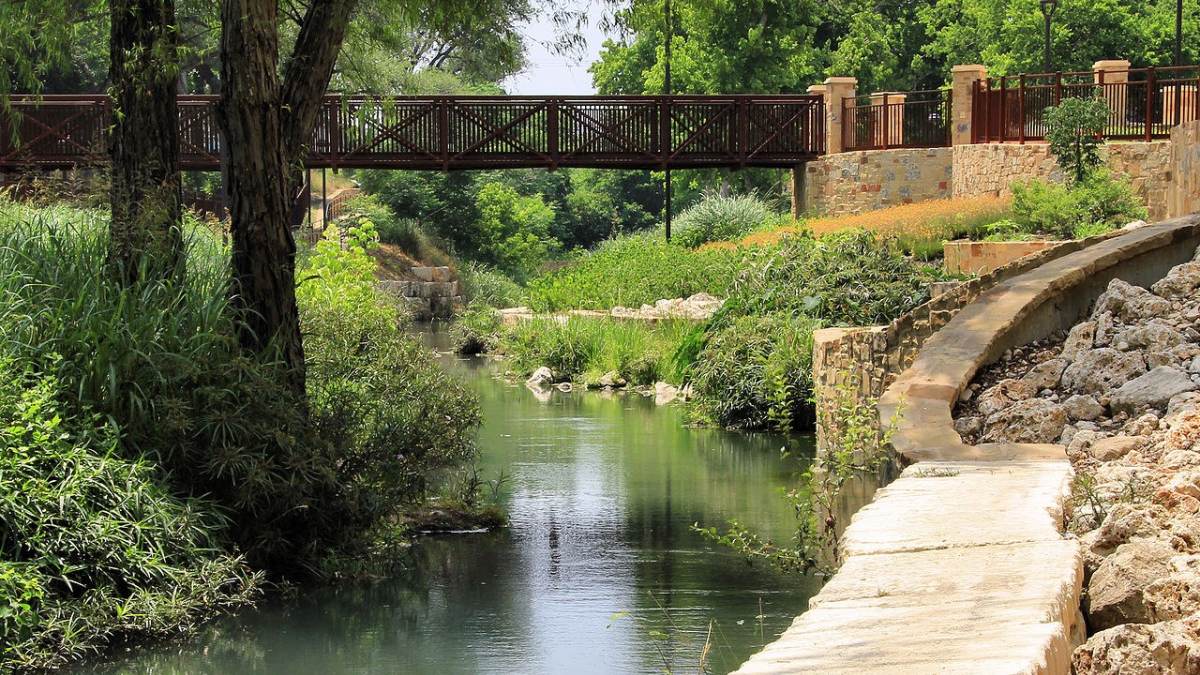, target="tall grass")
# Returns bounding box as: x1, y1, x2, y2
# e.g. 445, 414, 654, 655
725, 195, 1012, 260
503, 316, 696, 386
0, 198, 481, 669
525, 233, 751, 312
